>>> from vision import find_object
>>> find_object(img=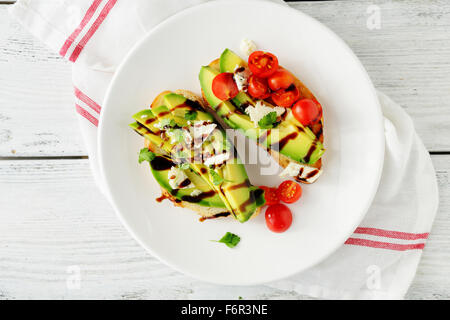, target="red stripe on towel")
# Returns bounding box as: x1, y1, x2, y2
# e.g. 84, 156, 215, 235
74, 87, 101, 114
354, 227, 429, 240
76, 104, 99, 127
345, 238, 425, 251
69, 0, 118, 62
59, 0, 103, 57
